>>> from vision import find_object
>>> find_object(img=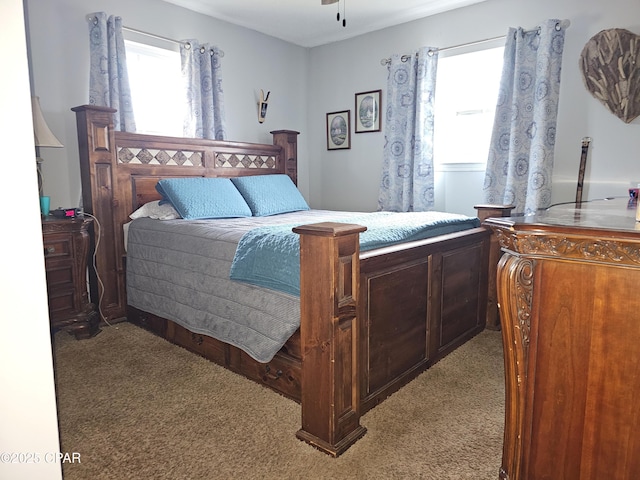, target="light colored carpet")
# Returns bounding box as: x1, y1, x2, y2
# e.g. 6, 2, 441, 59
53, 322, 504, 479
